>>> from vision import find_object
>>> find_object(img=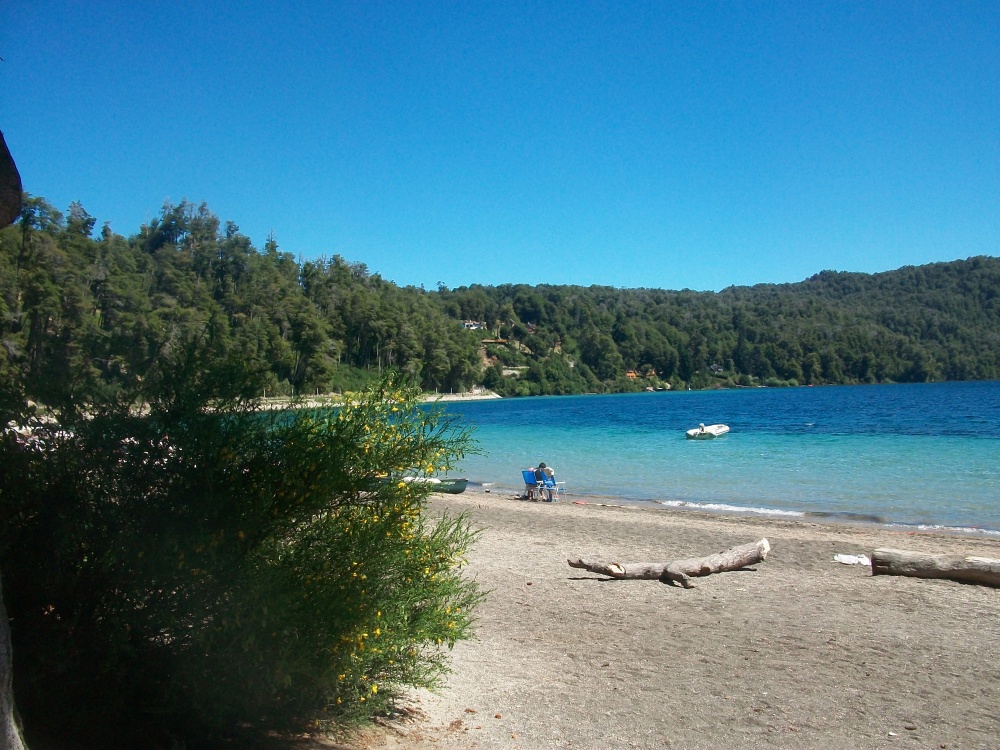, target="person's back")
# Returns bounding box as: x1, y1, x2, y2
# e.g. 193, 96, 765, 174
535, 462, 556, 501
